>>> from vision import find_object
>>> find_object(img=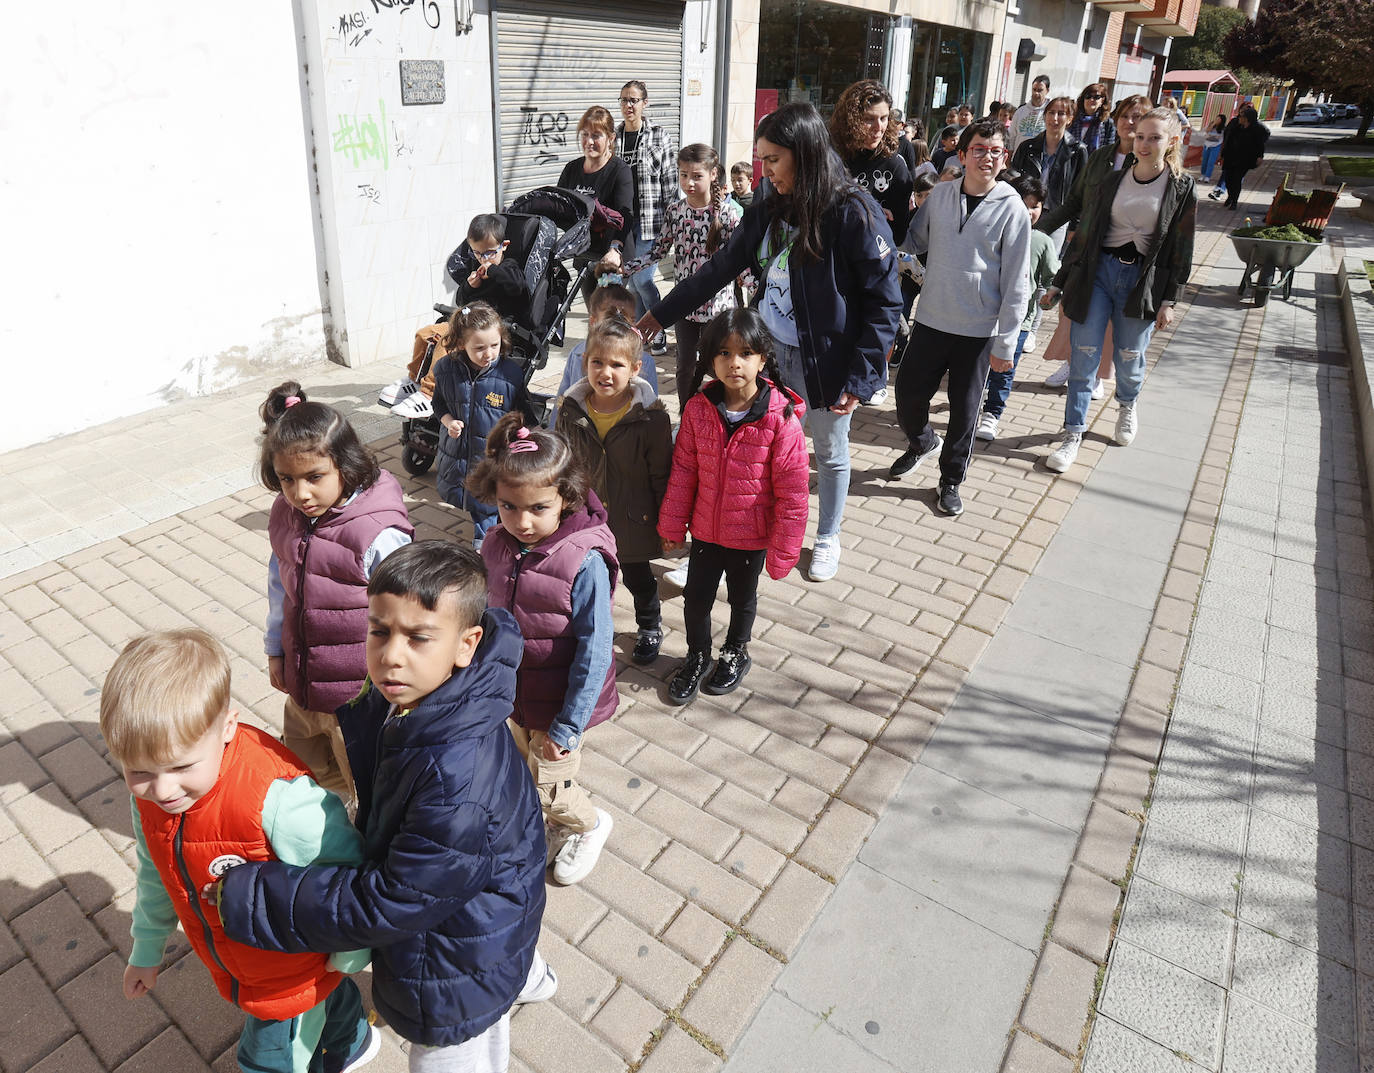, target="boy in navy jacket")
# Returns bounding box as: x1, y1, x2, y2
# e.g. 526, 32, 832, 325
219, 541, 553, 1068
